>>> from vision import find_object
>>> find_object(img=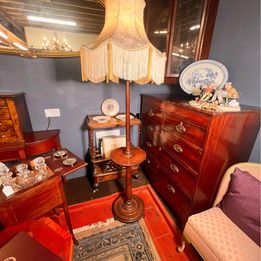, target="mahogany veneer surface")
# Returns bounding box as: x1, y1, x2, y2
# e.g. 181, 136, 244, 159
0, 217, 73, 261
